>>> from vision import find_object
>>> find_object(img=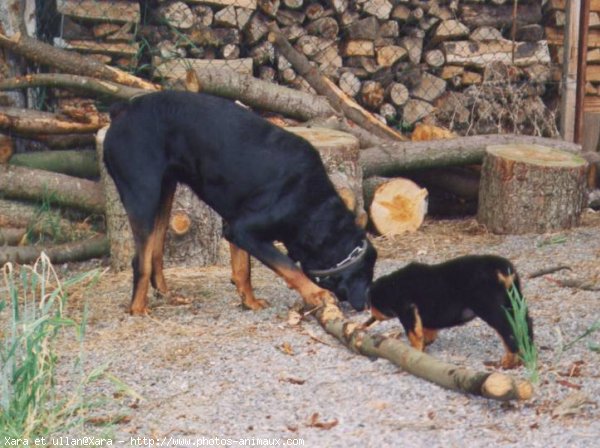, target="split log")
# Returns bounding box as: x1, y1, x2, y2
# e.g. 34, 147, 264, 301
442, 40, 551, 67
268, 24, 407, 142
477, 145, 588, 234
314, 298, 533, 401
286, 126, 367, 226
0, 106, 105, 135
386, 82, 409, 107
57, 0, 140, 23
363, 177, 428, 235
459, 3, 542, 28
360, 134, 583, 178
0, 235, 109, 265
9, 149, 98, 179
0, 31, 158, 90
0, 165, 104, 214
